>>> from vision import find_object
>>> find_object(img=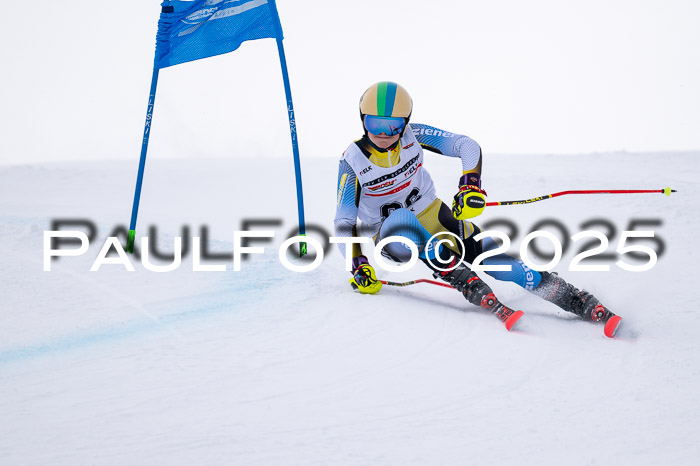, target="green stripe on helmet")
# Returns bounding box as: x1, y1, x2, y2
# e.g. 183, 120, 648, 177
375, 81, 399, 117
383, 82, 397, 117
376, 82, 388, 117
